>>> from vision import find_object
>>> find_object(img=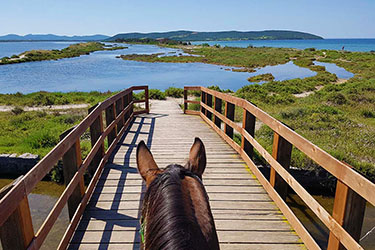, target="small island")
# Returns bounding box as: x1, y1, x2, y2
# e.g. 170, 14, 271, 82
248, 73, 275, 82
0, 42, 127, 65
